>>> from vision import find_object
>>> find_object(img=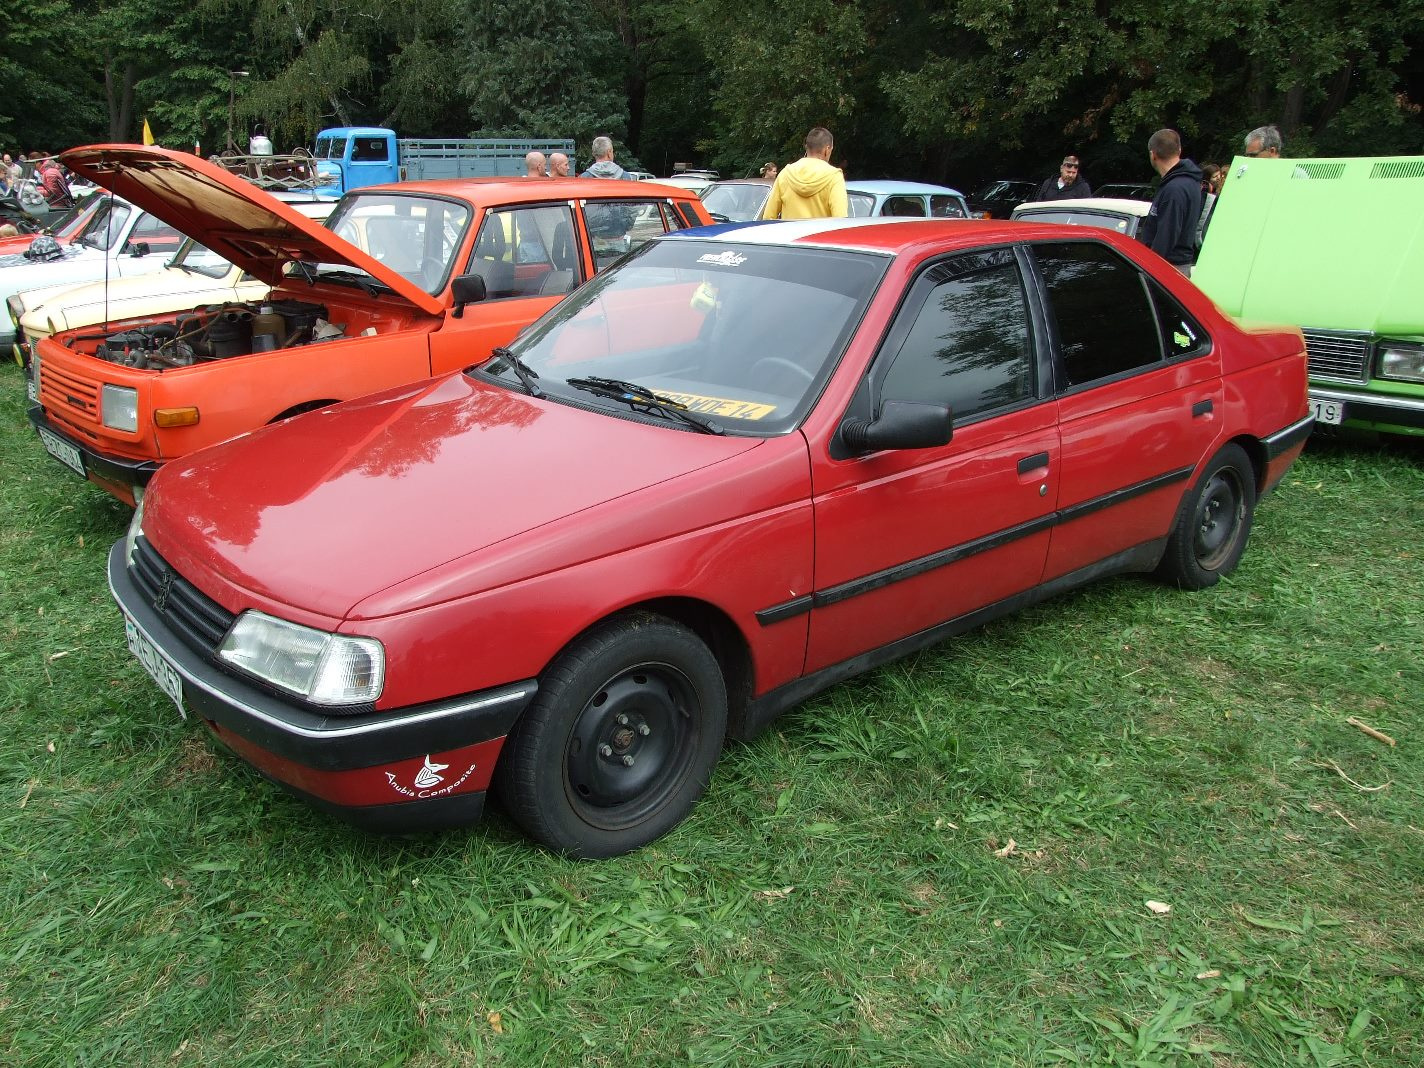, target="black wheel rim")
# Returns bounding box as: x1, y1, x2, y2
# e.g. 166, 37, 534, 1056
1194, 467, 1244, 570
564, 661, 699, 830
